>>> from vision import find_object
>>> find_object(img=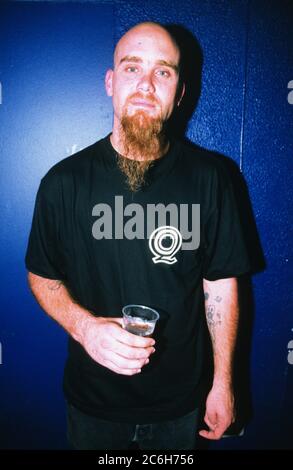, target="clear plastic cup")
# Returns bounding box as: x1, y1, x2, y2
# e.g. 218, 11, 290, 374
122, 304, 160, 337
